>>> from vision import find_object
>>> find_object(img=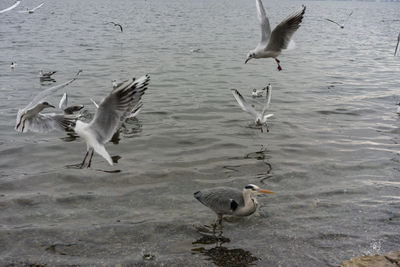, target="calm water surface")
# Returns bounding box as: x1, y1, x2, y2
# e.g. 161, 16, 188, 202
0, 0, 400, 266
